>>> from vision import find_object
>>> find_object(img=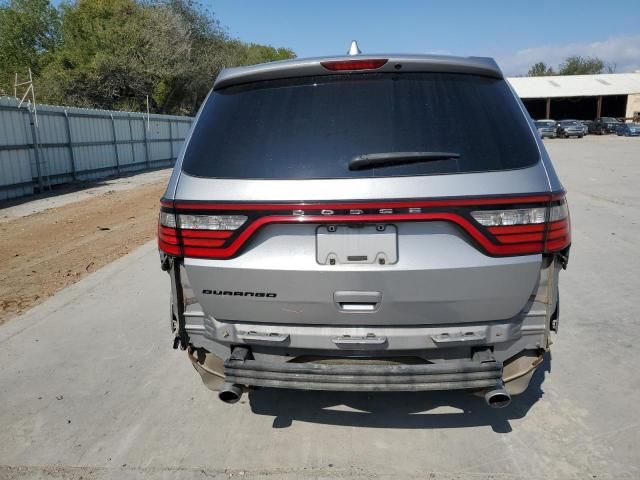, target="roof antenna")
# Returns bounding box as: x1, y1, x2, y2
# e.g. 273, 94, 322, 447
347, 40, 361, 56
